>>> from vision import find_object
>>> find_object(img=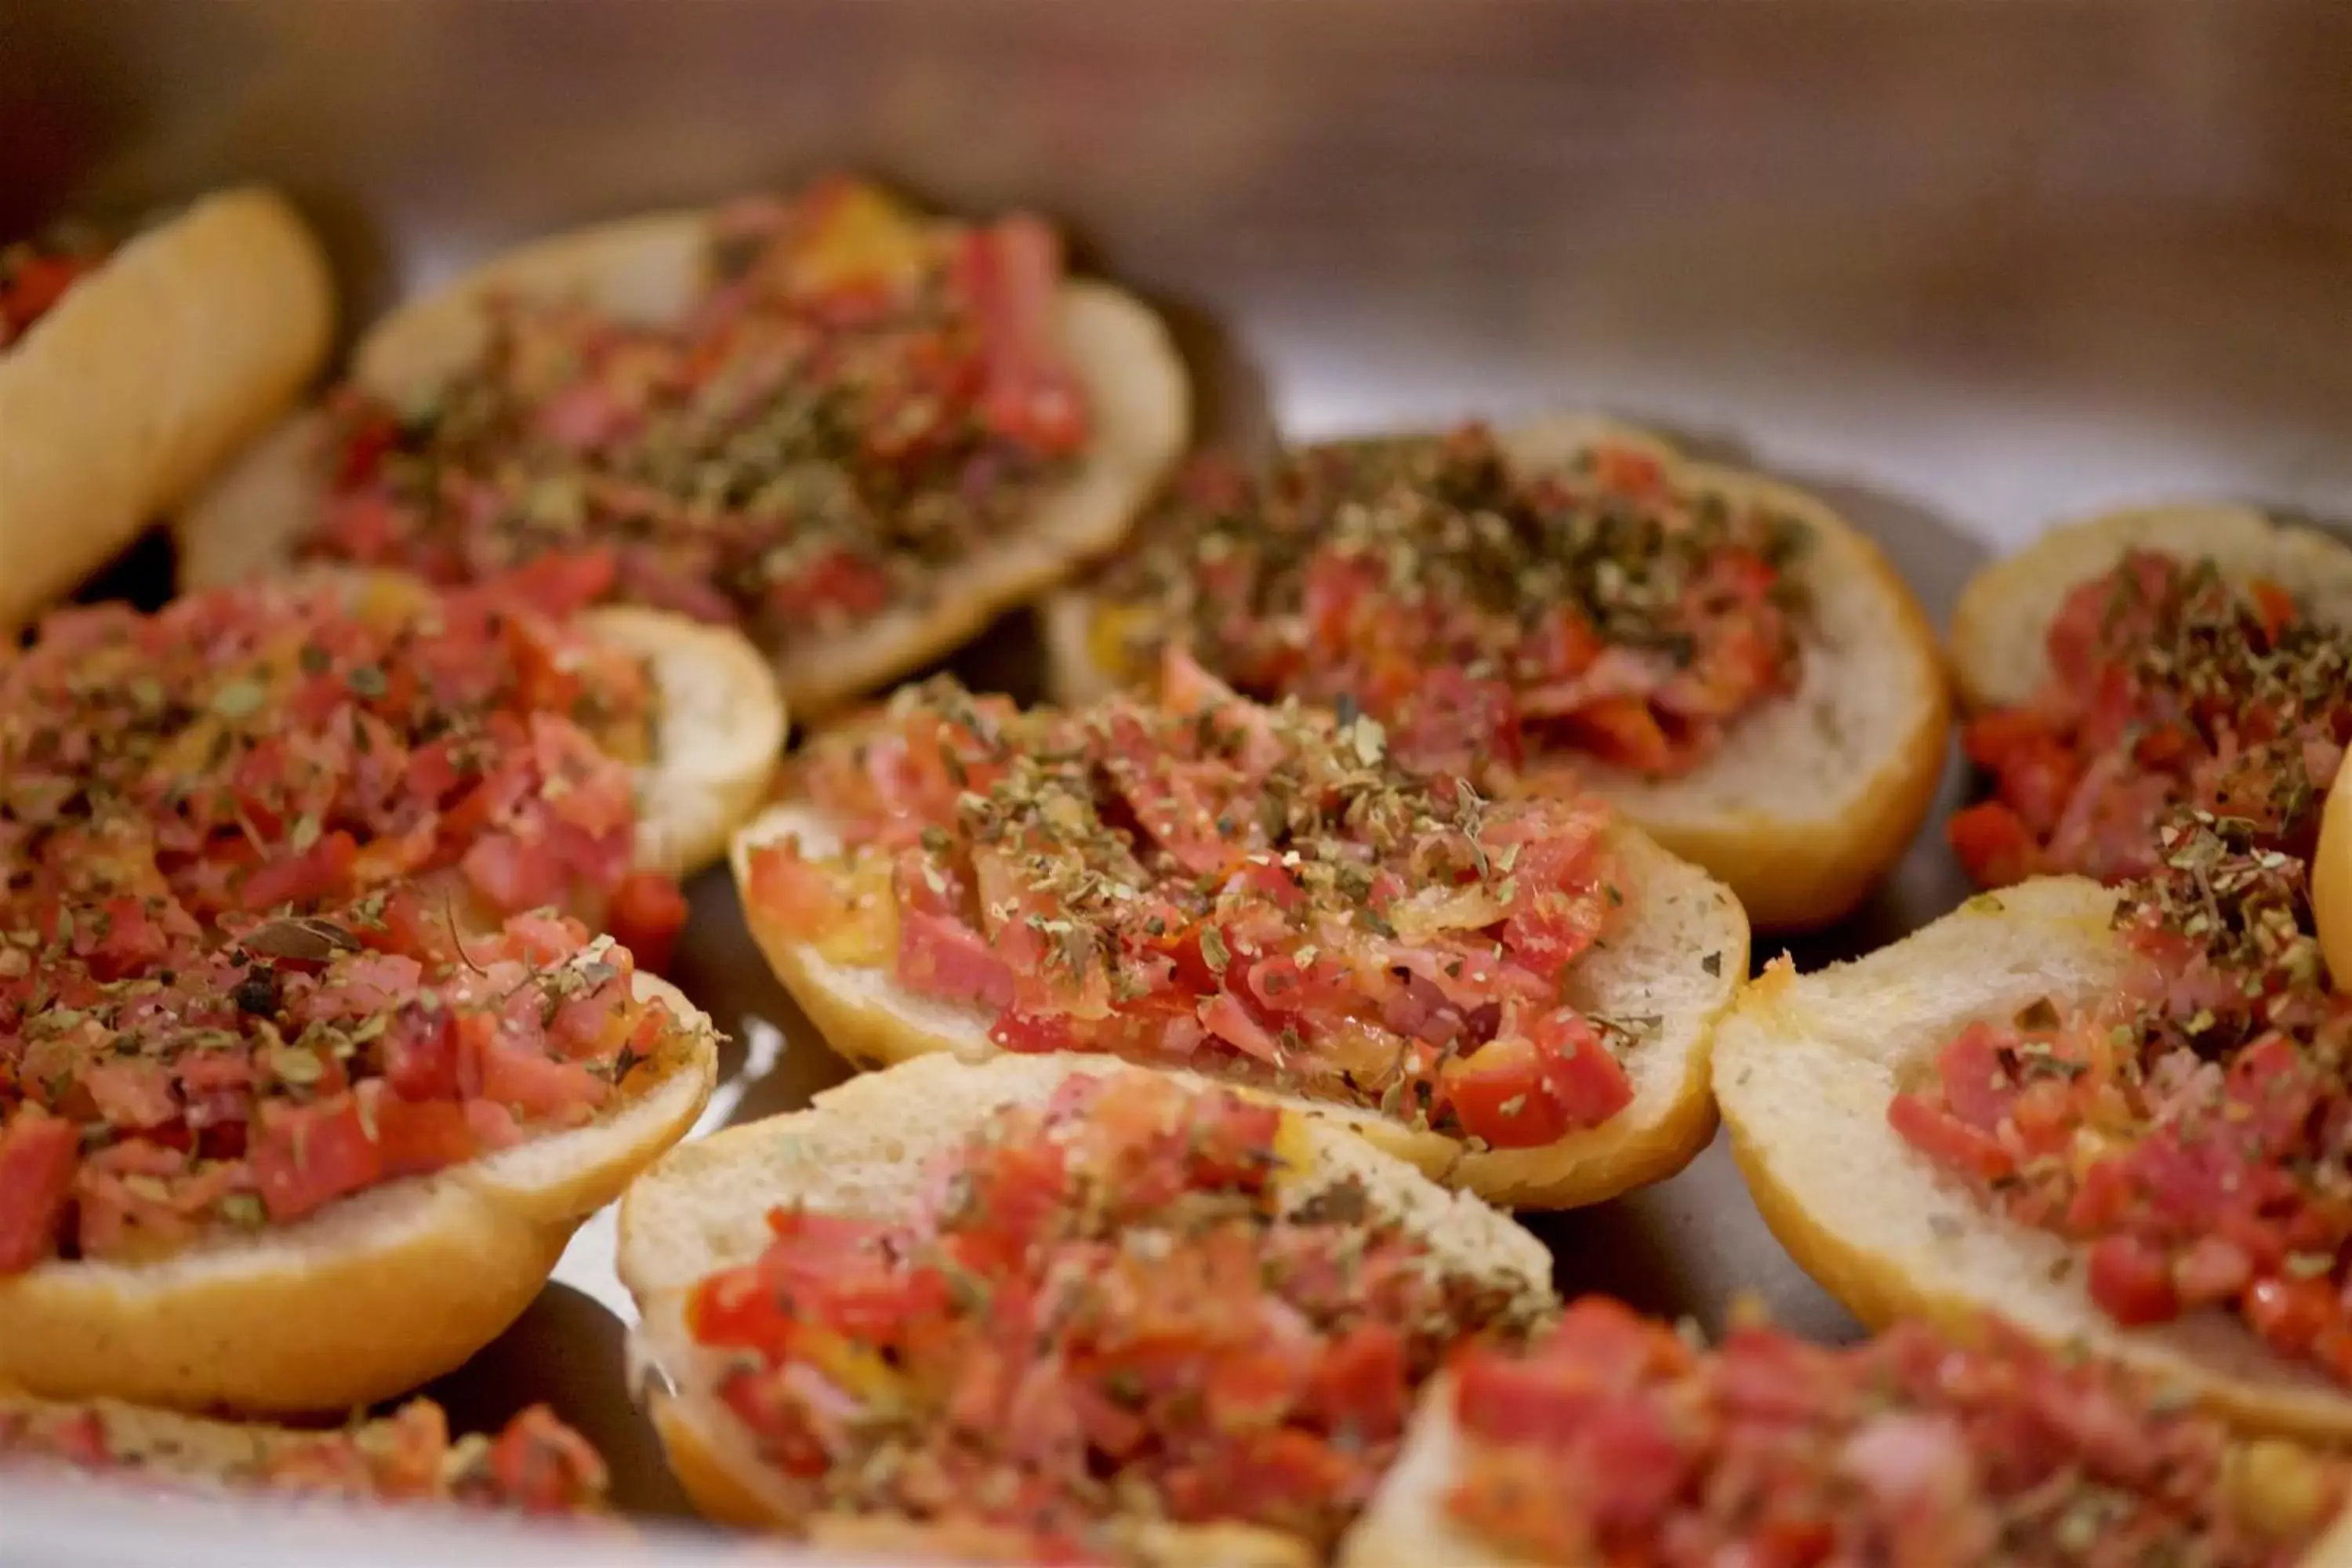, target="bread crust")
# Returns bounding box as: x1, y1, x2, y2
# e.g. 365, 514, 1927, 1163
0, 975, 717, 1416
616, 1051, 1556, 1559
583, 604, 786, 877
729, 802, 1746, 1209
1711, 877, 2352, 1440
176, 201, 1191, 721
1044, 414, 1950, 933
0, 187, 333, 630
1947, 503, 2352, 715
